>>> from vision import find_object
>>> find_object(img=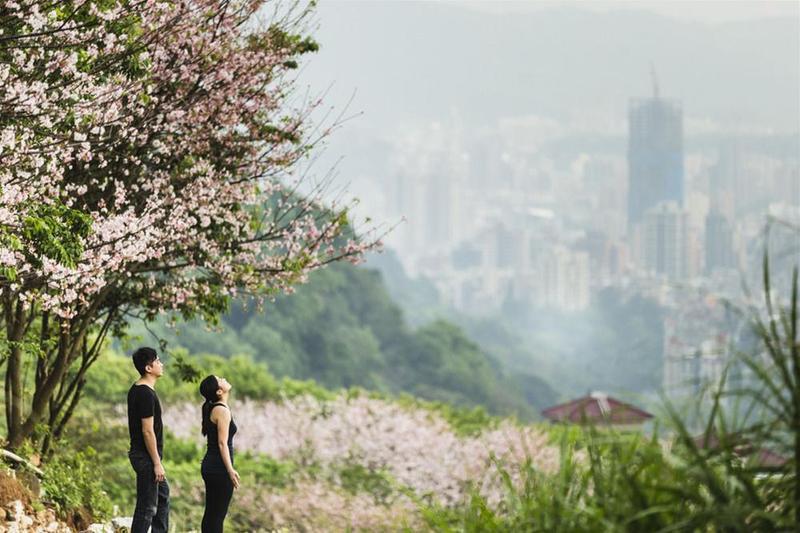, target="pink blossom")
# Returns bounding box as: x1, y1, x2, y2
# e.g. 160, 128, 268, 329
165, 395, 560, 509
